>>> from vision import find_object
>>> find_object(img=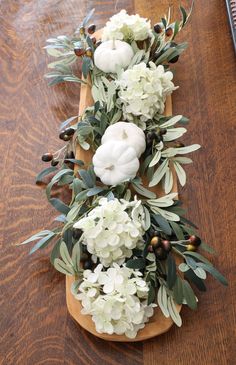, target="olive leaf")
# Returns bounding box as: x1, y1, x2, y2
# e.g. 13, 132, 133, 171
167, 296, 182, 327
18, 230, 57, 255
167, 254, 177, 289
157, 285, 169, 318
196, 263, 228, 286
149, 159, 169, 187
36, 167, 58, 183
182, 280, 197, 309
